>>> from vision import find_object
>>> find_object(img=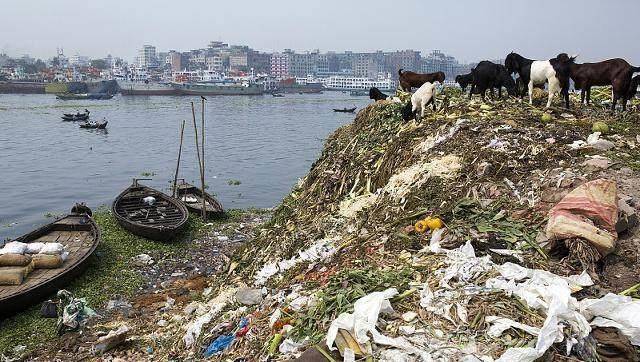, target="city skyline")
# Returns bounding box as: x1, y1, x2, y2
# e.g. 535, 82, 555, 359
2, 0, 639, 64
